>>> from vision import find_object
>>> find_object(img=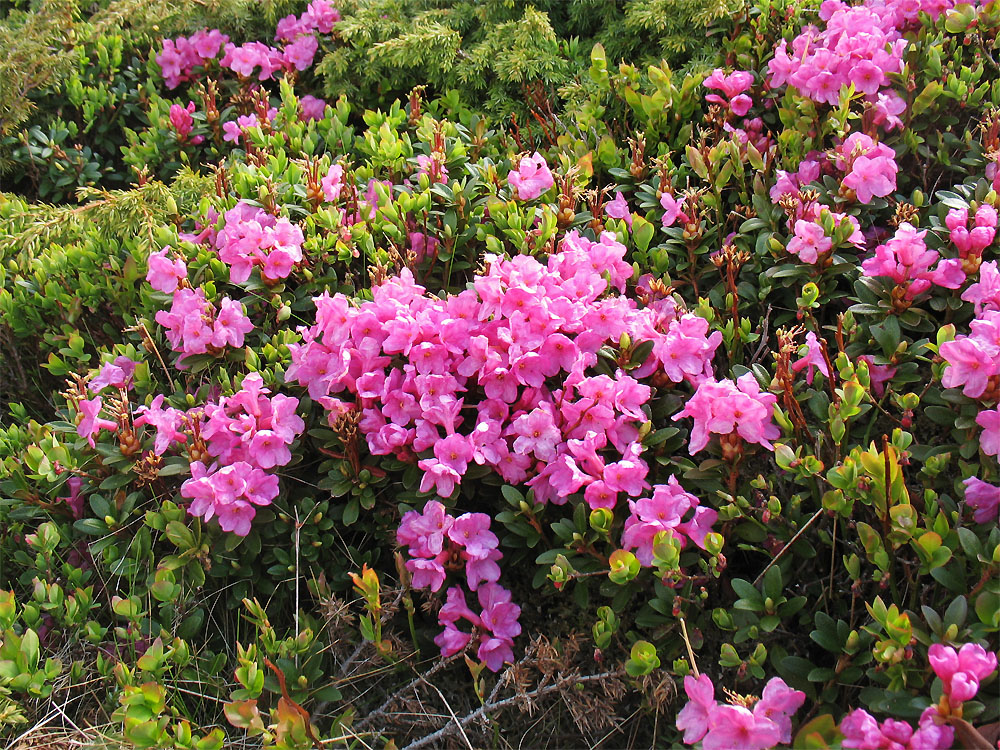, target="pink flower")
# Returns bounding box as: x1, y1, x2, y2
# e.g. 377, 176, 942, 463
212, 298, 253, 348
397, 501, 453, 557
605, 191, 633, 229
753, 678, 805, 743
843, 154, 897, 203
299, 95, 327, 122
787, 220, 832, 264
660, 192, 688, 228
169, 102, 197, 141
791, 331, 830, 384
856, 356, 897, 397
77, 397, 117, 448
507, 152, 554, 200
448, 513, 498, 559
963, 477, 1000, 524
929, 642, 998, 705
477, 636, 514, 672
283, 33, 318, 71
134, 394, 187, 454
147, 248, 188, 293
303, 0, 340, 33
321, 164, 344, 202
702, 704, 781, 750
434, 624, 472, 656
89, 356, 138, 393
673, 374, 779, 454
58, 477, 85, 519
676, 673, 716, 743
977, 407, 1000, 456
940, 337, 997, 399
